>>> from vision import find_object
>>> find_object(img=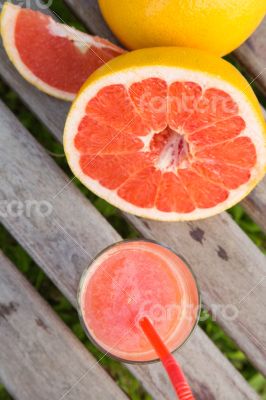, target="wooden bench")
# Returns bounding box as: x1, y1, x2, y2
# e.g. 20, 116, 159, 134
0, 1, 265, 399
